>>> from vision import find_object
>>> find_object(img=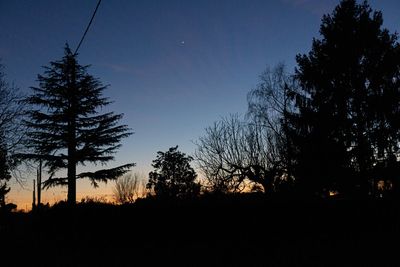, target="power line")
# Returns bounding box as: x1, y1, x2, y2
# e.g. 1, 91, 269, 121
74, 0, 102, 55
